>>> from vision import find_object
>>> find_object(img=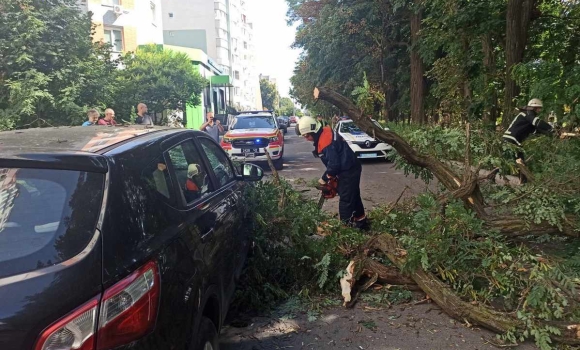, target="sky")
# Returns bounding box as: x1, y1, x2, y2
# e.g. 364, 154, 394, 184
247, 0, 300, 98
